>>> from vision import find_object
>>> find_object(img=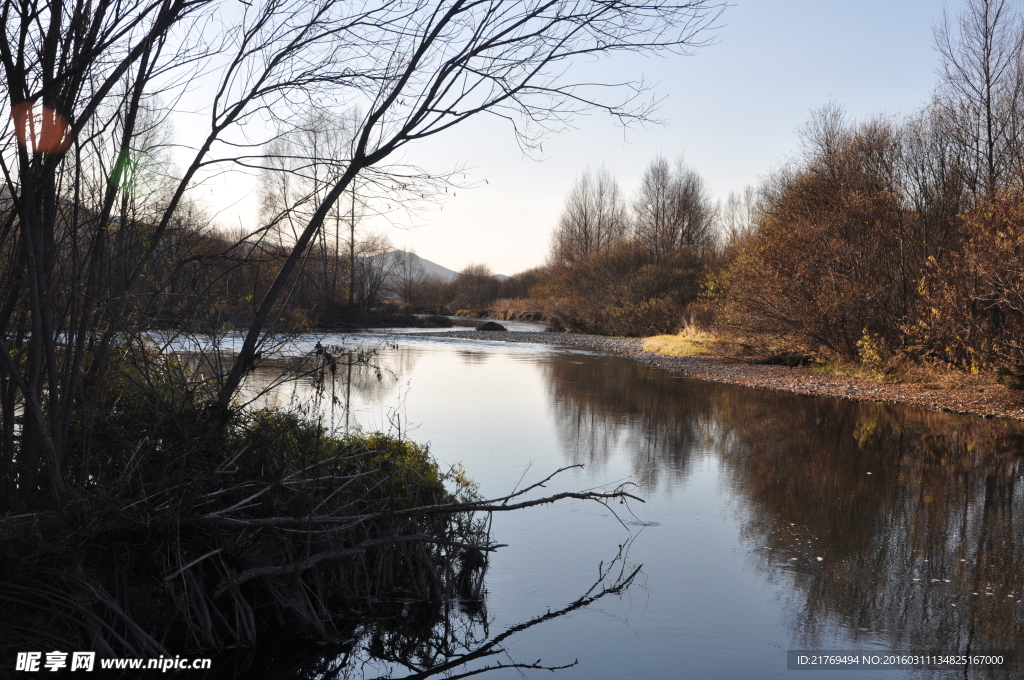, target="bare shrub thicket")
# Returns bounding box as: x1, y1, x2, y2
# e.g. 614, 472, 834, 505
541, 156, 716, 335
722, 109, 918, 358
